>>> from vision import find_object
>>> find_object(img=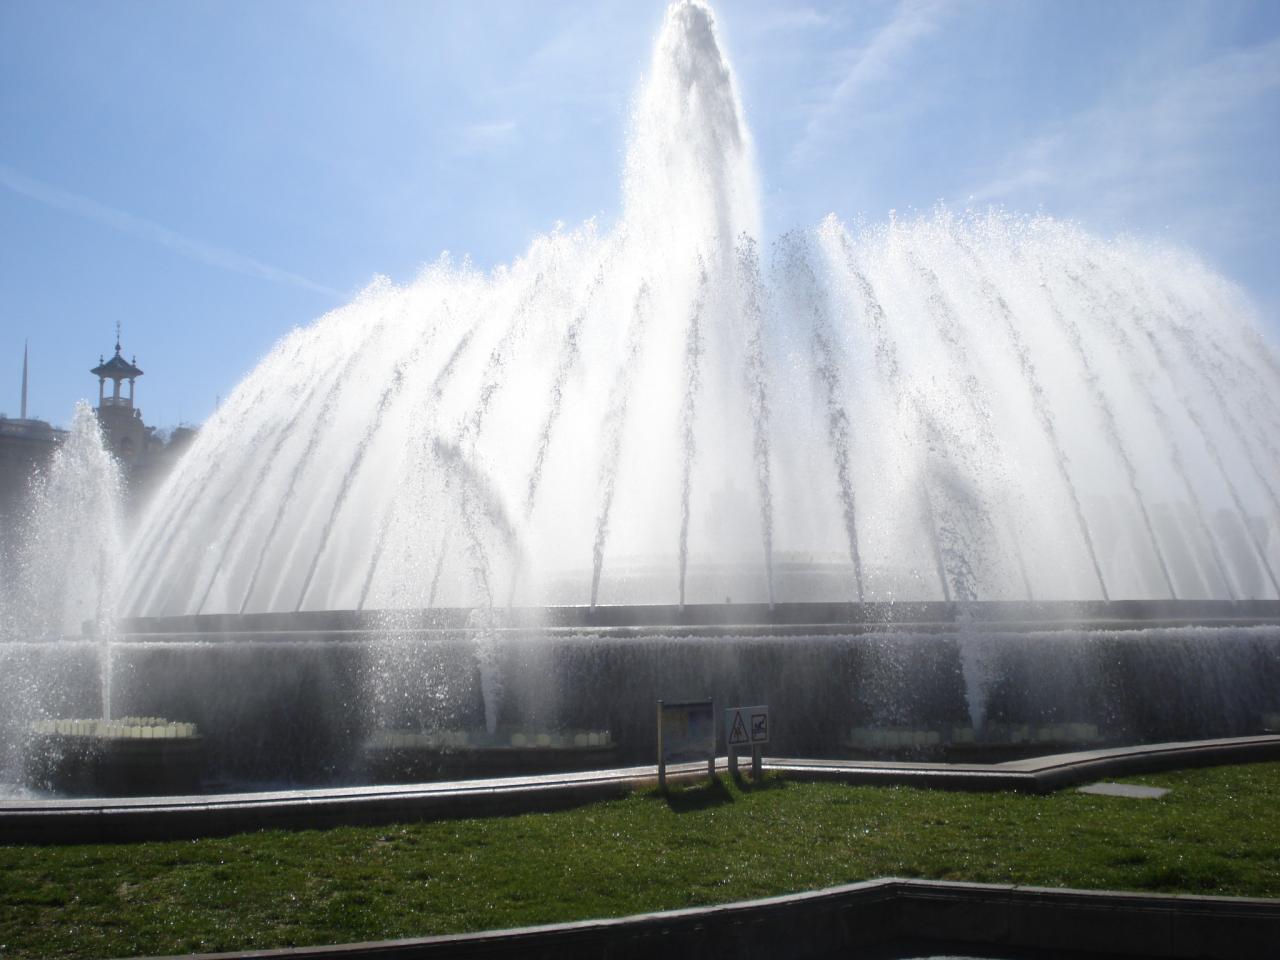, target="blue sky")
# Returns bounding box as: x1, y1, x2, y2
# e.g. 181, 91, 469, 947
3, 0, 1278, 429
